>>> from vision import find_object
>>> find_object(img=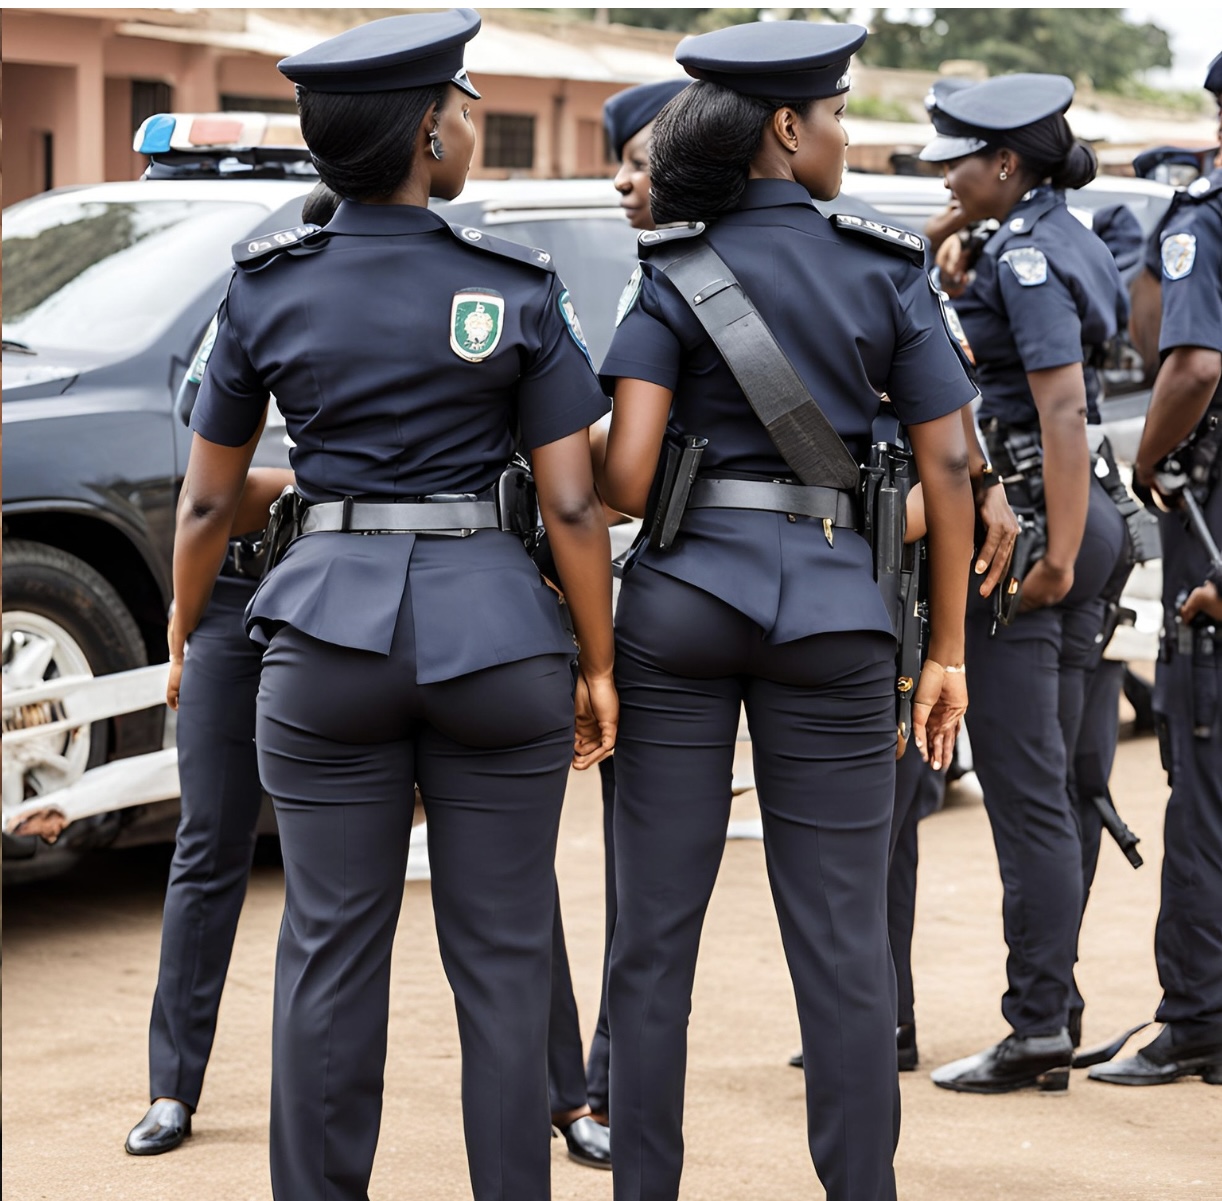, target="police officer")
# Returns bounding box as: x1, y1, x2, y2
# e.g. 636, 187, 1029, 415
604, 78, 689, 231
124, 179, 323, 1152
599, 21, 978, 1200
169, 12, 617, 1200
918, 74, 1129, 1093
1088, 51, 1222, 1087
